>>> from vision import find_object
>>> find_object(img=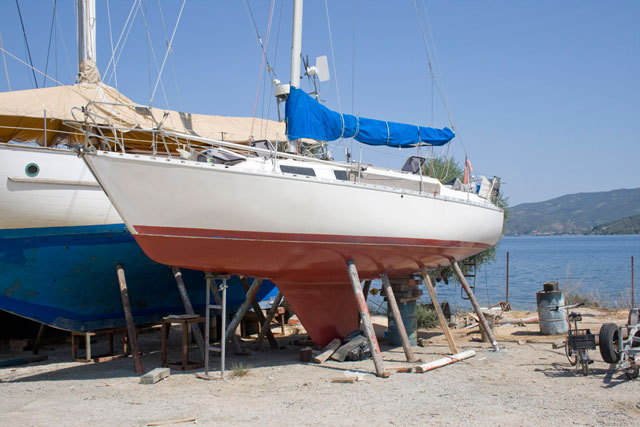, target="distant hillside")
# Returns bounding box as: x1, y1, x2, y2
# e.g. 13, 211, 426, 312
589, 214, 640, 235
505, 188, 640, 235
